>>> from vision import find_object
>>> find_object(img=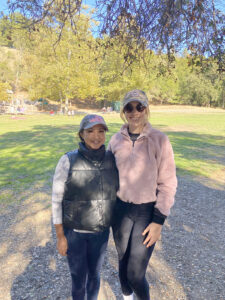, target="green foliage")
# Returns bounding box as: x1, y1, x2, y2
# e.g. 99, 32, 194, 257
178, 72, 217, 106
0, 13, 30, 48
175, 55, 222, 107
0, 81, 11, 101
21, 15, 101, 104
0, 11, 224, 108
0, 47, 18, 89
